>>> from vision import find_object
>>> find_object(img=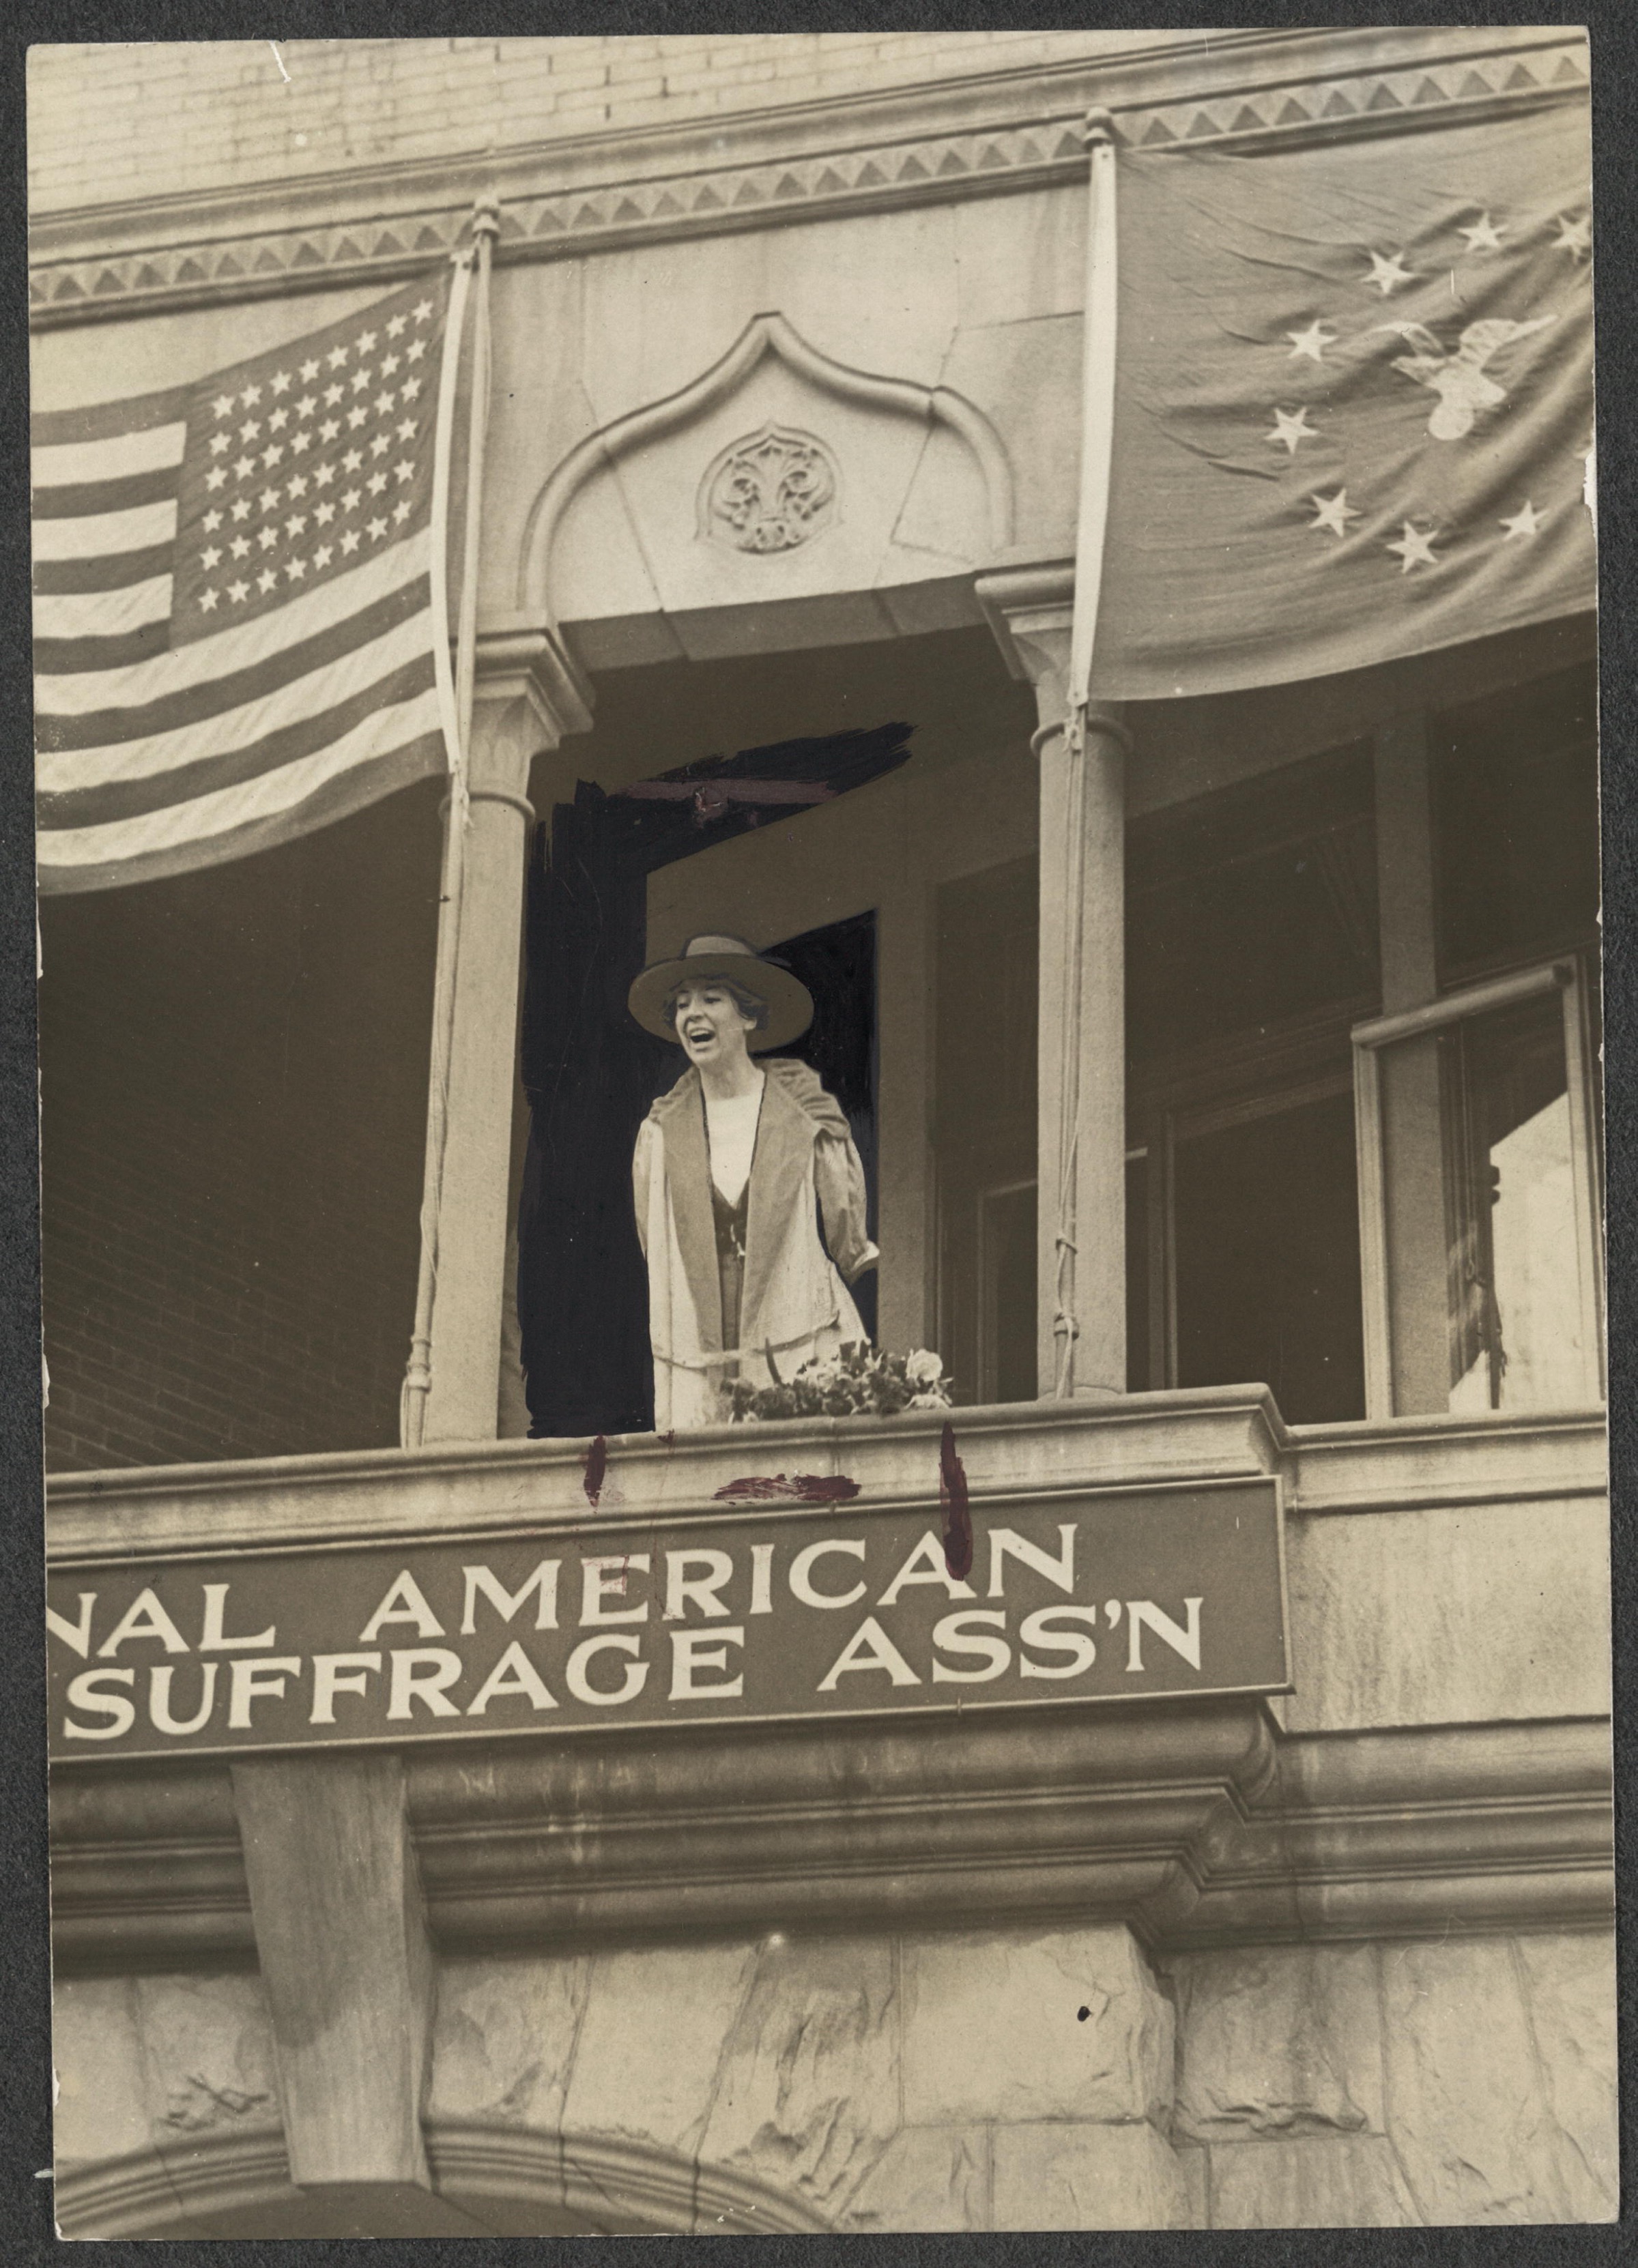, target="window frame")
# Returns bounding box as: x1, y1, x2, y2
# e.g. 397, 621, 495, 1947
1351, 955, 1603, 1419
